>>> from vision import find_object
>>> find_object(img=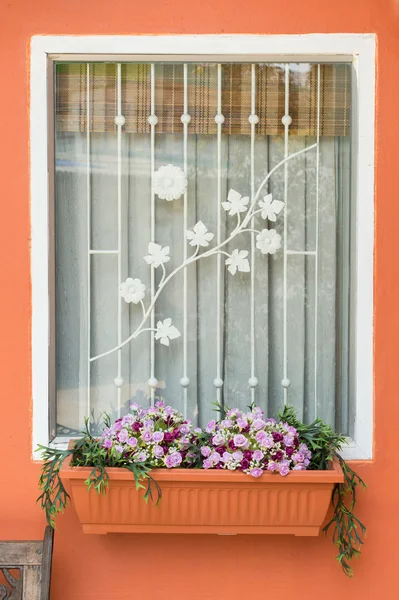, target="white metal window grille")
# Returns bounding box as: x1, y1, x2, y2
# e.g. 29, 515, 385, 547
53, 59, 353, 439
